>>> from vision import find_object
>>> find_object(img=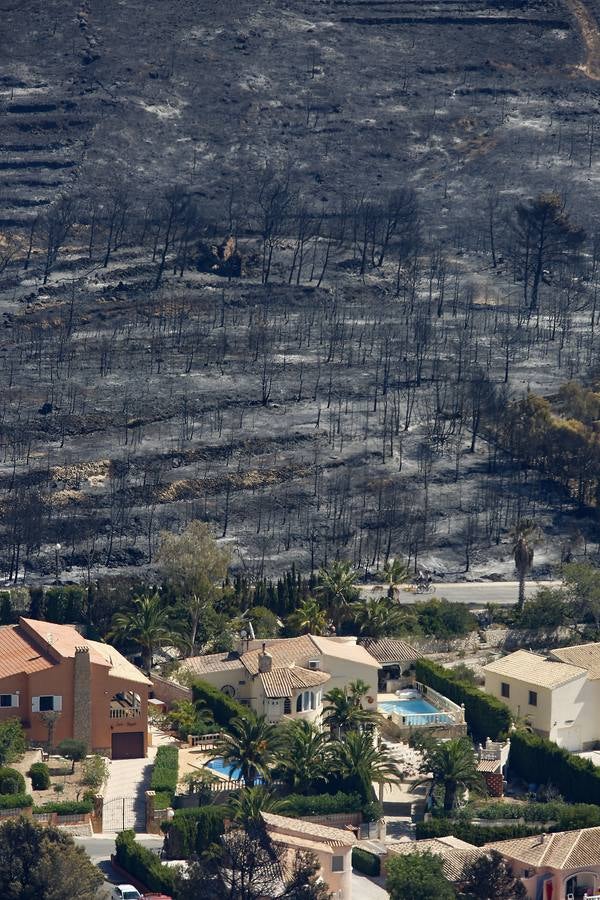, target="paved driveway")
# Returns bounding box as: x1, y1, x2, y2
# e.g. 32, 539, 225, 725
351, 872, 389, 899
